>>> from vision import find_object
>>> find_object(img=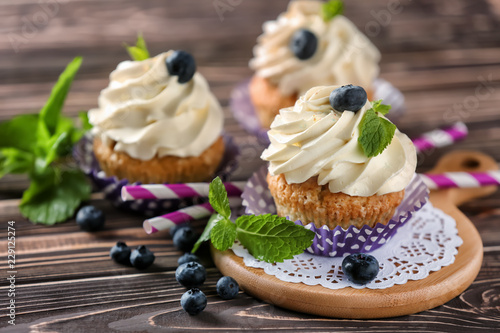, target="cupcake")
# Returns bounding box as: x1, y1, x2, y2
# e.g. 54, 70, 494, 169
88, 50, 225, 184
261, 85, 417, 230
249, 0, 380, 128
